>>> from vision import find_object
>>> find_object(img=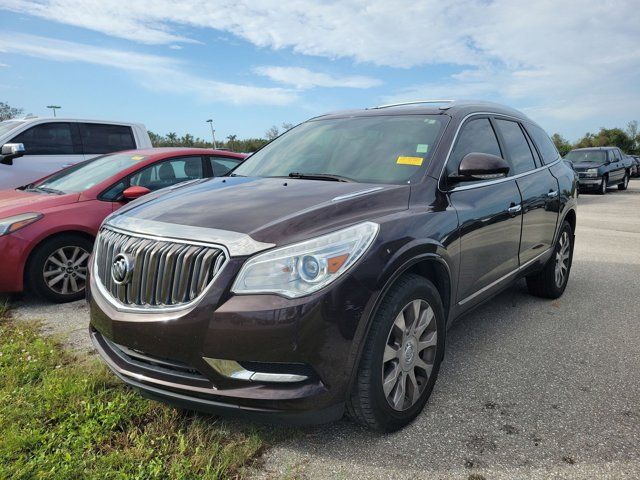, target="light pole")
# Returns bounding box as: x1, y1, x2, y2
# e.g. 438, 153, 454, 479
206, 119, 217, 149
47, 105, 61, 117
